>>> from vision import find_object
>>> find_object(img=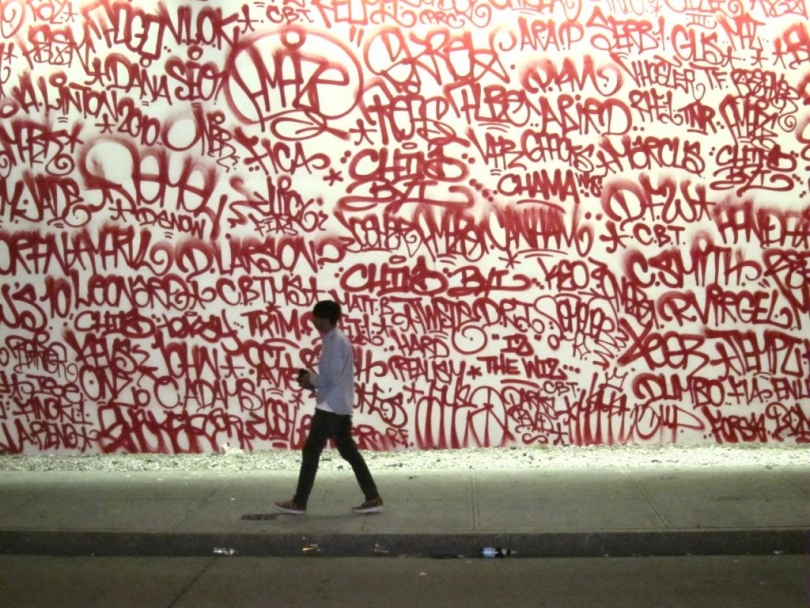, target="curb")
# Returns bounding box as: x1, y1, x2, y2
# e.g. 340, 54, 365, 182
1, 530, 807, 558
